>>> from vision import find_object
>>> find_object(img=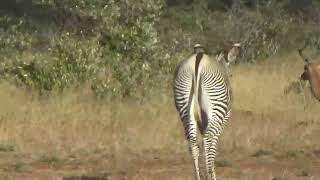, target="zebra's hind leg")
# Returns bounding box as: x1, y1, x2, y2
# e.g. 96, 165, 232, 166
203, 131, 220, 180
188, 134, 201, 180
183, 116, 201, 180
182, 99, 201, 179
